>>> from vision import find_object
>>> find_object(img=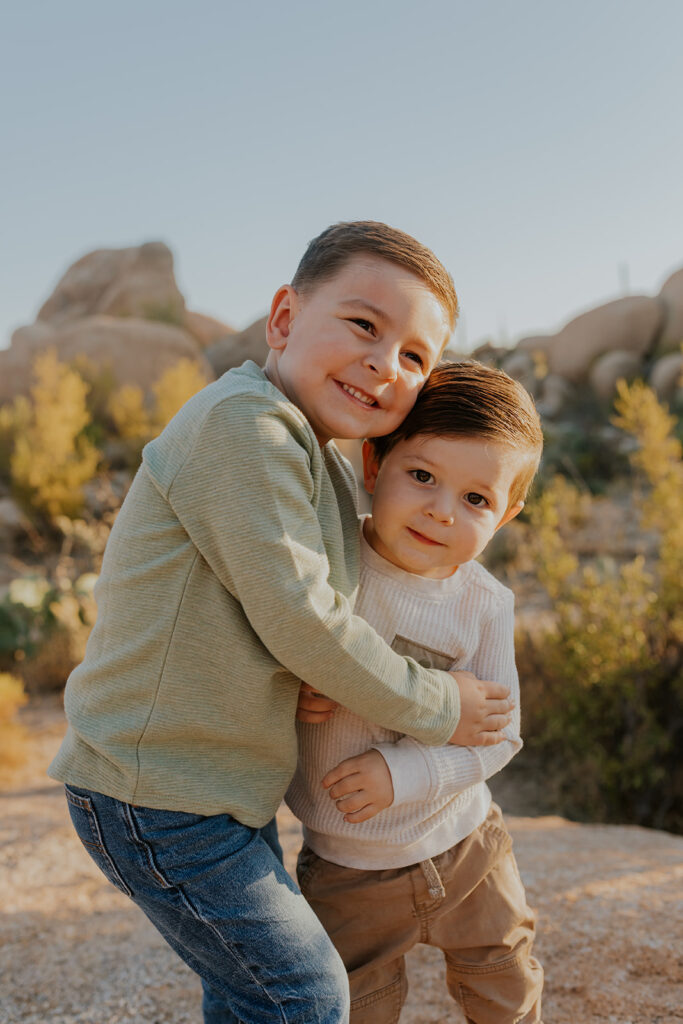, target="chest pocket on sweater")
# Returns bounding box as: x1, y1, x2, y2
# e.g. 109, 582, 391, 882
390, 634, 462, 672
